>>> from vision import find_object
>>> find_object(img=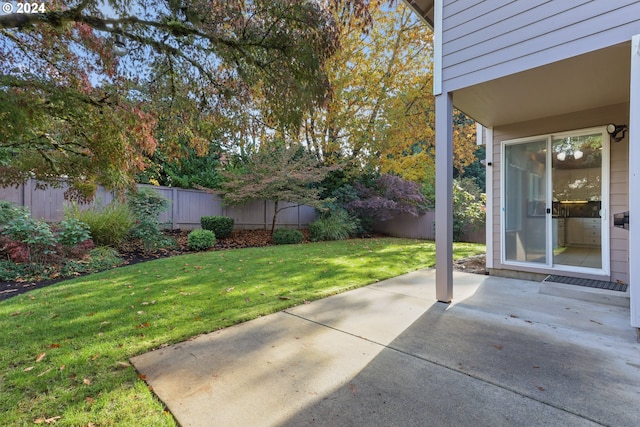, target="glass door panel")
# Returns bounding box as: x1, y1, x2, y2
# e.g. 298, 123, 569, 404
552, 134, 603, 269
504, 140, 548, 264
